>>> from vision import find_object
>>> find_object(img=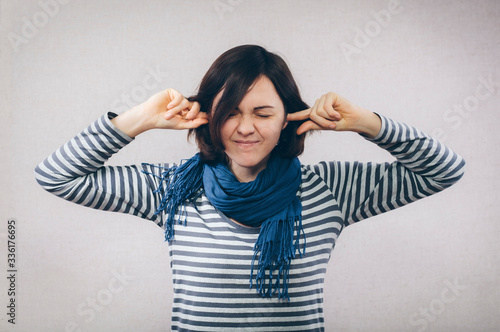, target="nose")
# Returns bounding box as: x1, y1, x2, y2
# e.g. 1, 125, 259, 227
236, 115, 255, 135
